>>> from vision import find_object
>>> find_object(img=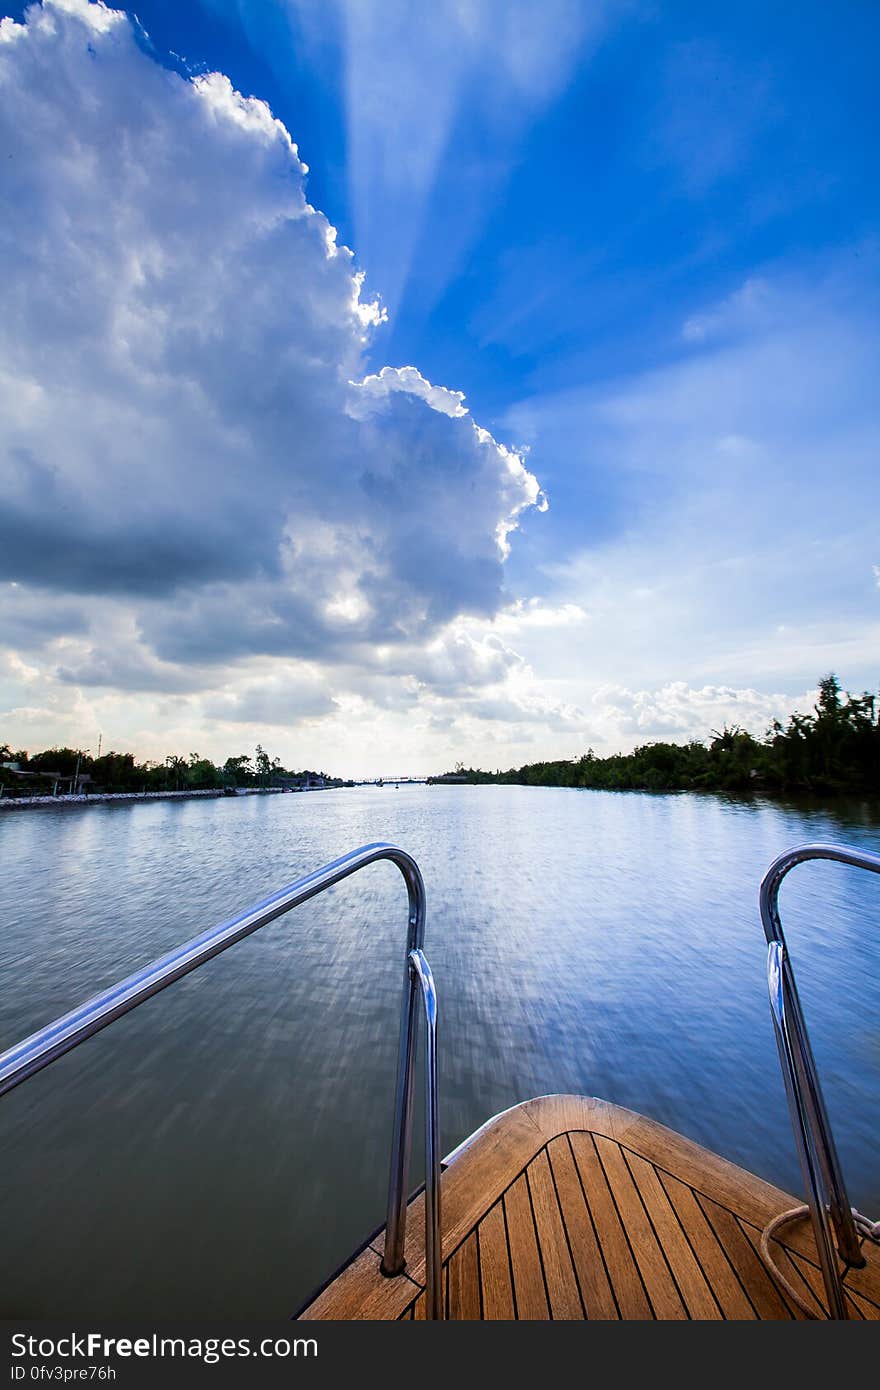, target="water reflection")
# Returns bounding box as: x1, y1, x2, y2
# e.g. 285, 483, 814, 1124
0, 786, 878, 1315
